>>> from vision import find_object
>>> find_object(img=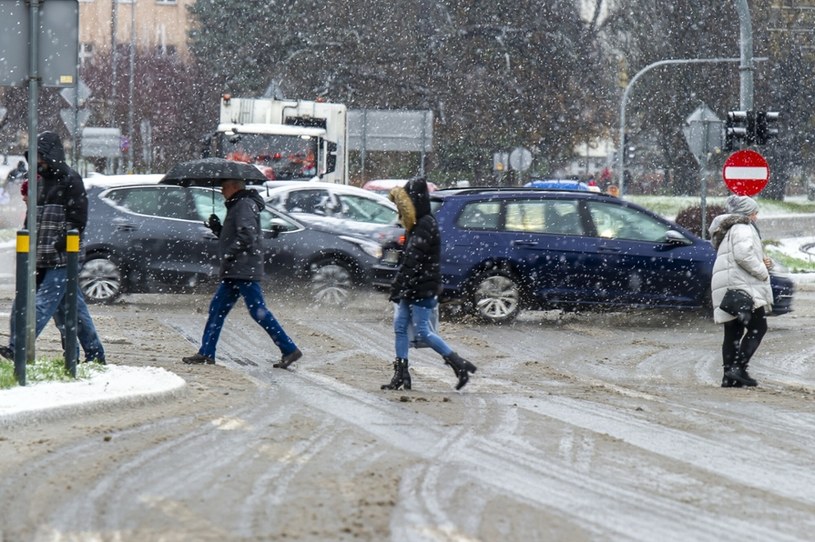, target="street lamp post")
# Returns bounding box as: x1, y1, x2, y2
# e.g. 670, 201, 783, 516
617, 0, 759, 195
616, 57, 746, 196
